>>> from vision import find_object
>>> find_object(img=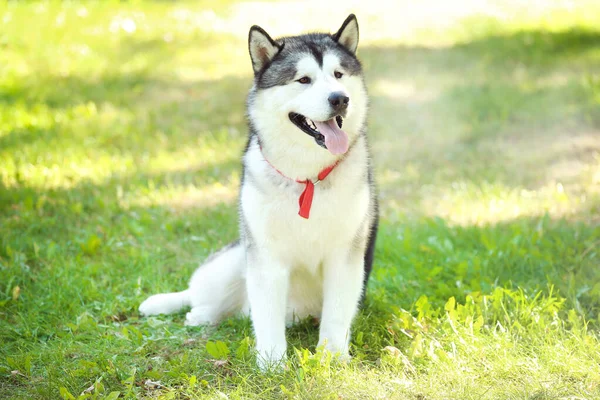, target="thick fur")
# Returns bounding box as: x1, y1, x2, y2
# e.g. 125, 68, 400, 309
139, 14, 378, 369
